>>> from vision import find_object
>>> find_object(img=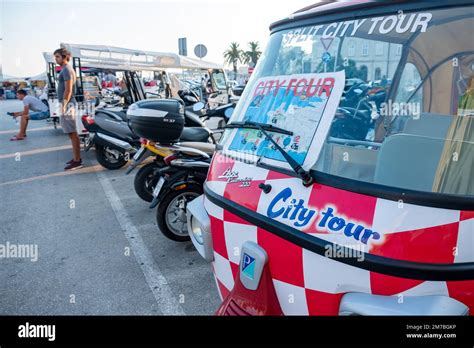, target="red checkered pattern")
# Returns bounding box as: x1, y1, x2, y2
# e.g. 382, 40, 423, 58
204, 154, 474, 315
